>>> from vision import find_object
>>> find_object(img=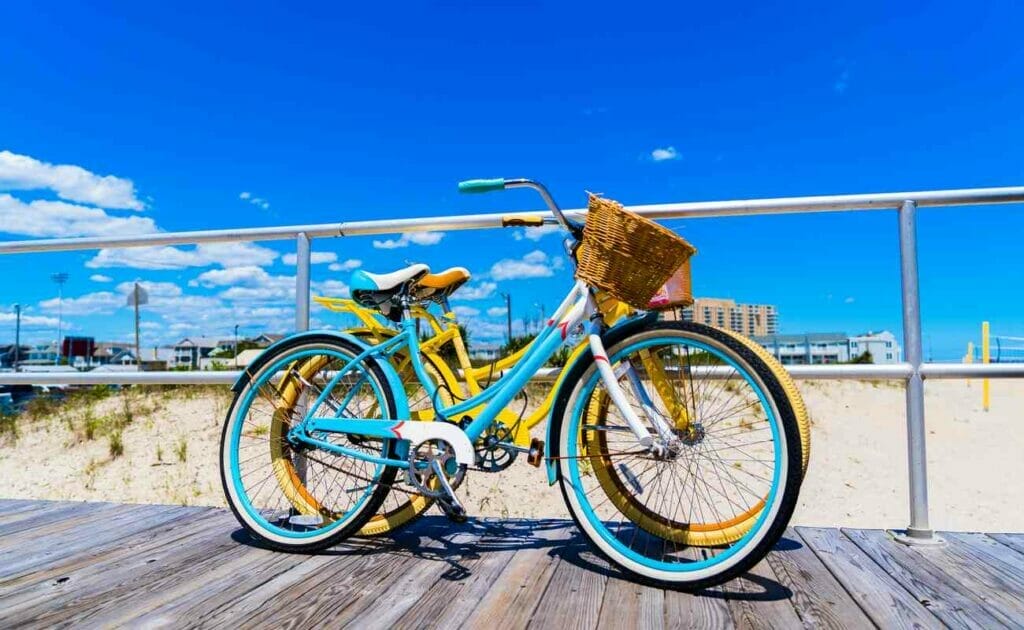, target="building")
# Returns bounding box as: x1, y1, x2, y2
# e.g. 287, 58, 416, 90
754, 330, 902, 365
848, 331, 901, 364
91, 342, 136, 367
172, 337, 221, 370
678, 298, 778, 337
755, 333, 851, 364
